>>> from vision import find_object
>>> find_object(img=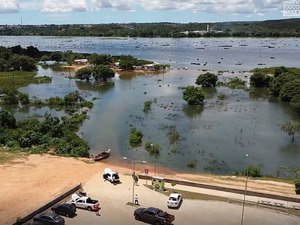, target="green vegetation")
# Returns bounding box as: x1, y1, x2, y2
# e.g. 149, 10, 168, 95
0, 110, 90, 157
89, 53, 113, 65
217, 94, 226, 100
187, 160, 197, 169
182, 86, 205, 105
250, 66, 300, 116
93, 65, 115, 82
295, 179, 300, 194
168, 126, 181, 145
145, 142, 160, 158
226, 77, 246, 89
242, 165, 262, 178
0, 148, 28, 164
143, 100, 152, 113
129, 128, 143, 148
250, 72, 271, 88
75, 67, 93, 81
280, 121, 300, 143
1, 19, 300, 37
195, 72, 218, 87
